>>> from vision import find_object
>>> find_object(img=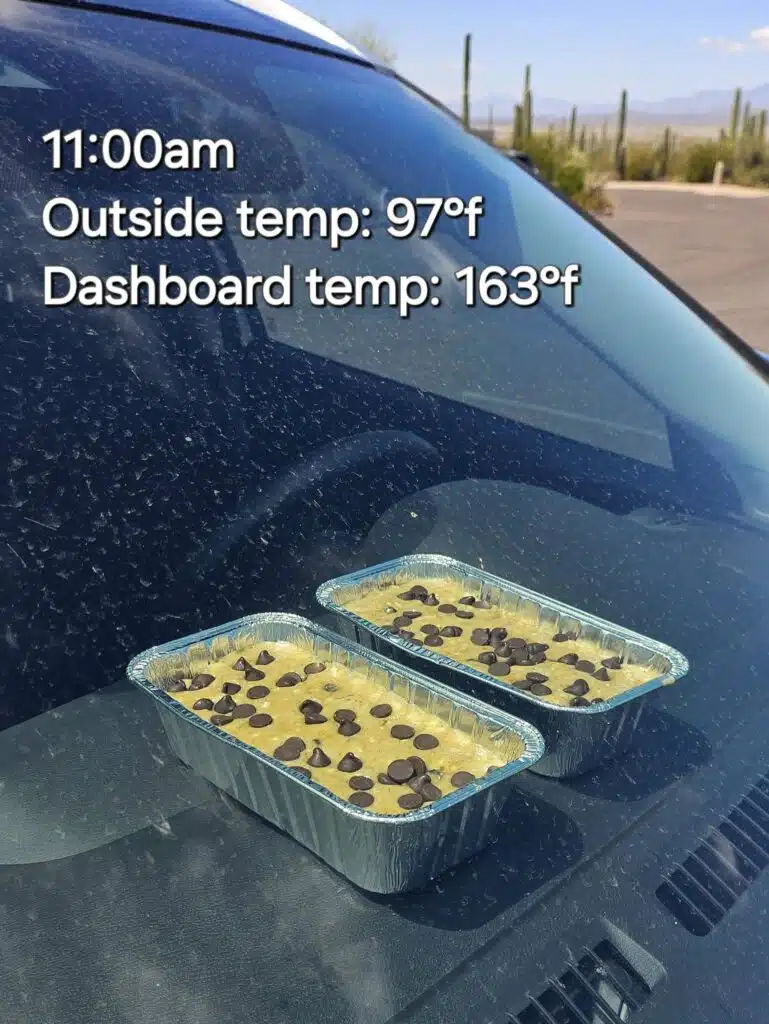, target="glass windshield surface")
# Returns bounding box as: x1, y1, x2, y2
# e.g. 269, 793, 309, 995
3, 4, 769, 1023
